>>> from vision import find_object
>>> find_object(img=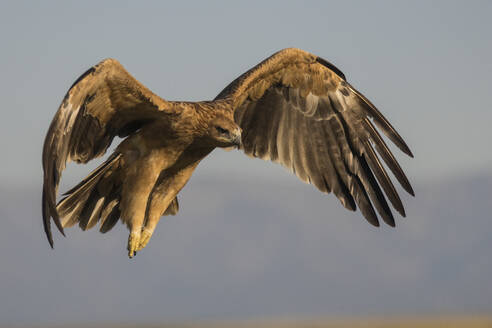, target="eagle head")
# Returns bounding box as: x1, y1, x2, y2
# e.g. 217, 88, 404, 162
208, 115, 242, 148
